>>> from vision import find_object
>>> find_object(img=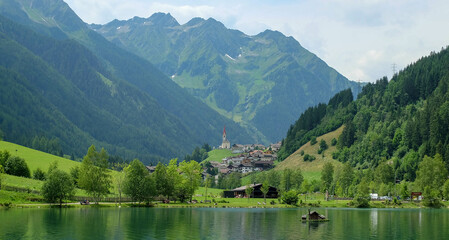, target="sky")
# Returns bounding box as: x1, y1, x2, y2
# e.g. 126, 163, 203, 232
65, 0, 449, 82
